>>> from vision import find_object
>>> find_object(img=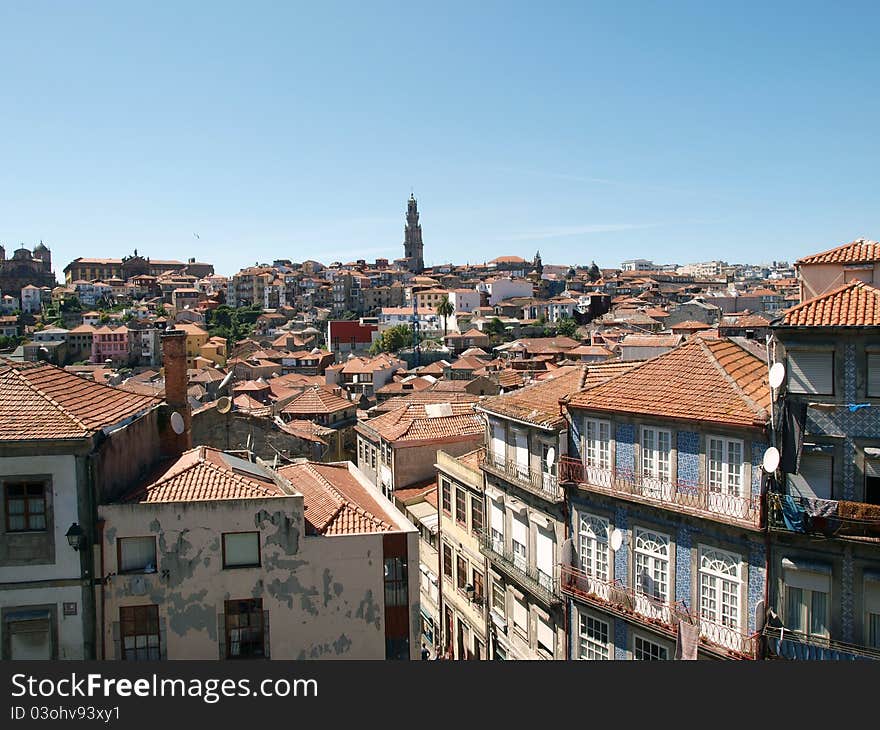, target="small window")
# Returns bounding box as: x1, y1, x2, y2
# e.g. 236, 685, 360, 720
222, 532, 261, 569
457, 555, 468, 591
492, 580, 505, 617
578, 613, 610, 660
455, 488, 467, 527
443, 543, 453, 578
120, 605, 160, 661
788, 351, 834, 395
471, 496, 484, 535
537, 613, 555, 655
4, 481, 47, 532
441, 479, 452, 515
225, 598, 265, 659
513, 595, 528, 635
633, 635, 668, 660
118, 537, 157, 574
